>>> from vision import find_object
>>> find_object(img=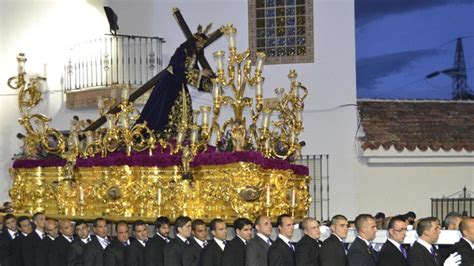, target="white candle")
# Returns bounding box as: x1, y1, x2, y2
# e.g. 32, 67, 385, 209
98, 96, 104, 110
213, 51, 225, 71
200, 106, 210, 127
212, 82, 220, 100
191, 128, 199, 143
228, 34, 236, 49
255, 52, 266, 73
121, 116, 129, 128
262, 111, 271, 129
176, 132, 184, 145
122, 87, 129, 101
296, 110, 302, 122
157, 188, 162, 205
111, 88, 117, 100
106, 115, 115, 129
256, 78, 264, 97
86, 131, 94, 145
